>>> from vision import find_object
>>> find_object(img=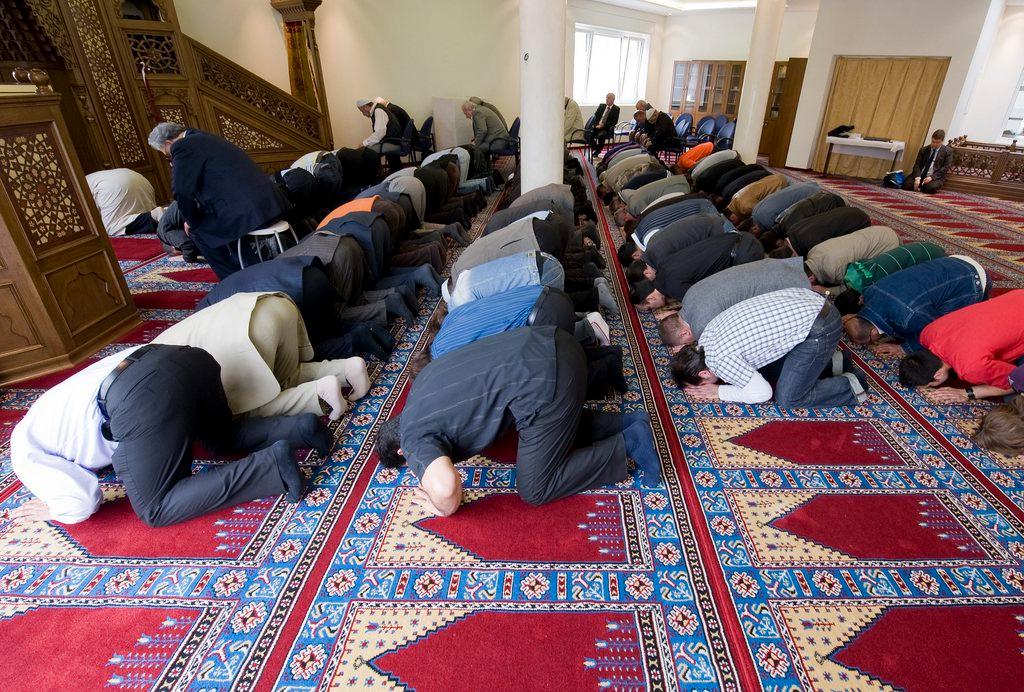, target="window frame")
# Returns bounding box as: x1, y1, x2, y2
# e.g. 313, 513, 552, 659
572, 23, 651, 107
1001, 65, 1024, 141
